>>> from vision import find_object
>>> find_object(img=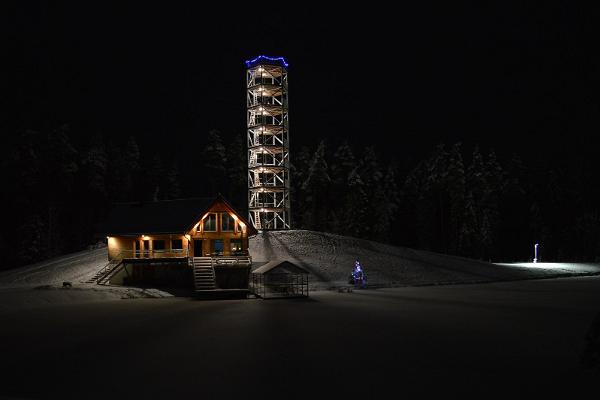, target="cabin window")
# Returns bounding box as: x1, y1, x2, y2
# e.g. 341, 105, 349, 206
230, 239, 243, 255
203, 213, 217, 231
213, 239, 224, 256
171, 239, 183, 252
153, 240, 166, 252
221, 213, 235, 232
